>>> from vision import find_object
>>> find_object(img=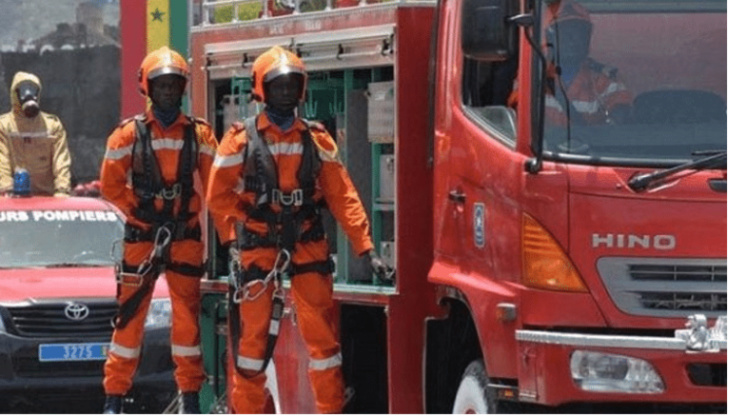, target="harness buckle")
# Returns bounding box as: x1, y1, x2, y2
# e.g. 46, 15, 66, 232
272, 189, 303, 207
116, 272, 144, 286
157, 183, 182, 200
115, 264, 144, 287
